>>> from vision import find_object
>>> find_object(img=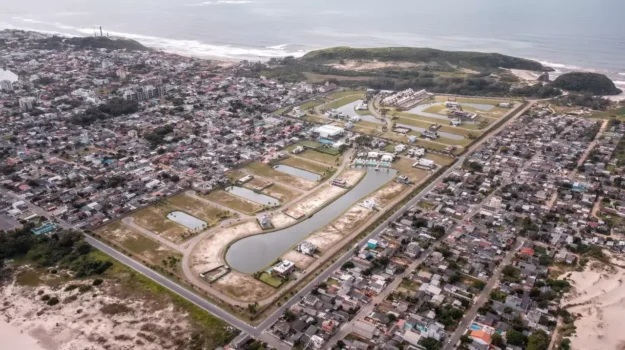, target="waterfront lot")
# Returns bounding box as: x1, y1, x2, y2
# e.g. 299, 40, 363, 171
280, 156, 335, 176
132, 206, 187, 243
244, 162, 317, 190
167, 194, 232, 225
205, 190, 264, 215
